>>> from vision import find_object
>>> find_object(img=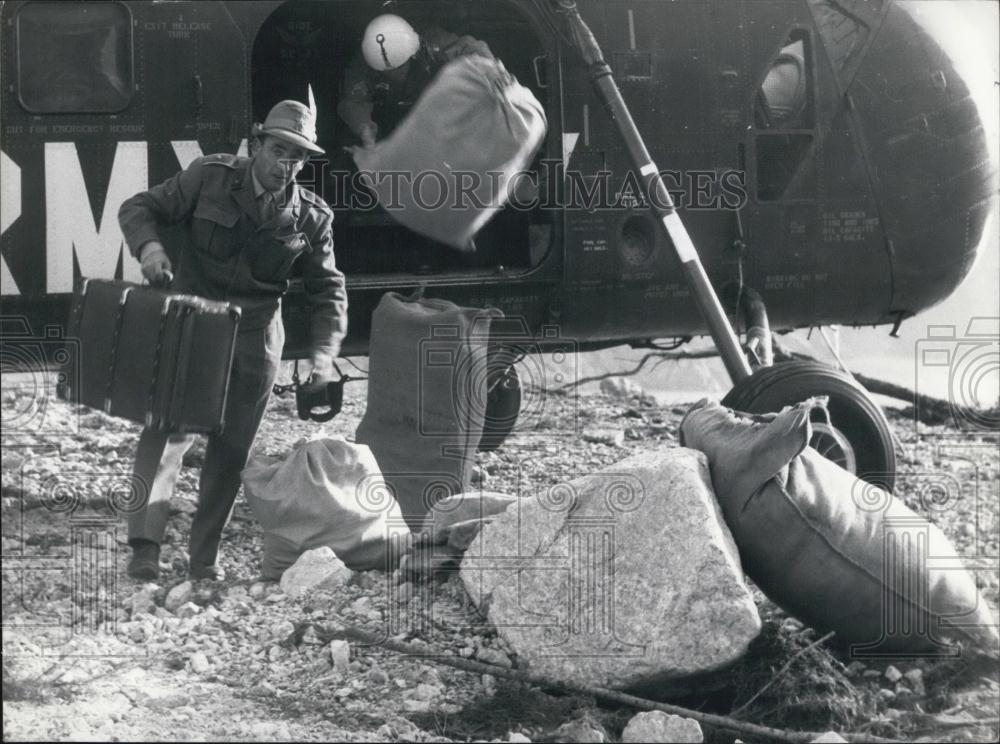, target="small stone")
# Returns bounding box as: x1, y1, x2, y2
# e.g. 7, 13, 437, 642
809, 734, 848, 743
507, 734, 532, 744
265, 592, 287, 604
329, 640, 351, 673
903, 668, 925, 695
249, 582, 268, 600
250, 722, 290, 739
189, 652, 210, 674
175, 602, 200, 619
877, 688, 896, 703
403, 699, 431, 713
482, 674, 496, 695
395, 582, 414, 604
377, 719, 421, 740
309, 657, 331, 675
280, 547, 352, 598
459, 646, 475, 658
884, 665, 903, 683
600, 377, 643, 399
268, 645, 283, 662
369, 666, 389, 685
862, 669, 882, 679
621, 711, 703, 743
271, 620, 295, 640
476, 648, 512, 668
129, 584, 159, 616
406, 683, 441, 701
351, 571, 379, 591
350, 596, 372, 615
845, 661, 866, 677
554, 718, 607, 743
348, 660, 364, 674
224, 585, 249, 603
581, 428, 626, 447
164, 581, 193, 613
